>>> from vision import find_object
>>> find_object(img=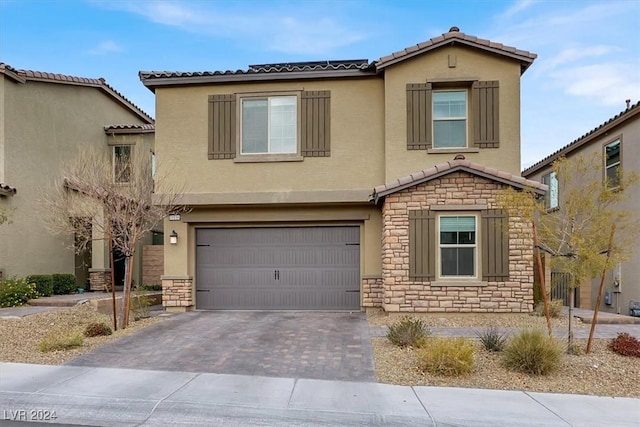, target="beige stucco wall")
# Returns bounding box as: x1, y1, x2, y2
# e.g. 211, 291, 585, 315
0, 74, 5, 183
383, 45, 522, 180
524, 116, 640, 315
154, 78, 385, 201
0, 77, 150, 283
